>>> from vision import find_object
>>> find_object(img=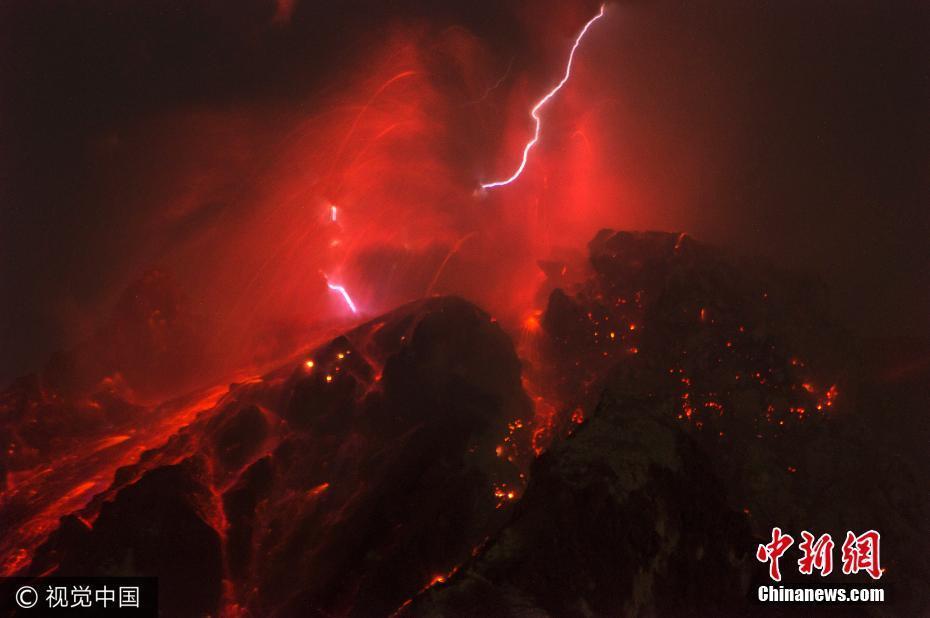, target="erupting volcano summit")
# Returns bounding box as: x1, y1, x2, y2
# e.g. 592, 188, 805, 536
3, 231, 928, 616
2, 1, 928, 616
